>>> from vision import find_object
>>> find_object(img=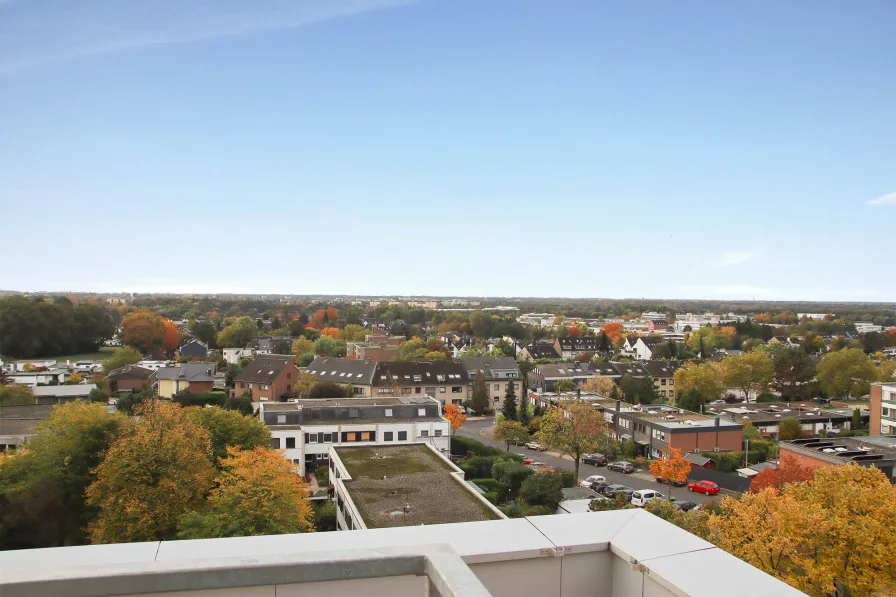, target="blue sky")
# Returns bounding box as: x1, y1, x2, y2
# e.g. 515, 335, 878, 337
1, 0, 893, 300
